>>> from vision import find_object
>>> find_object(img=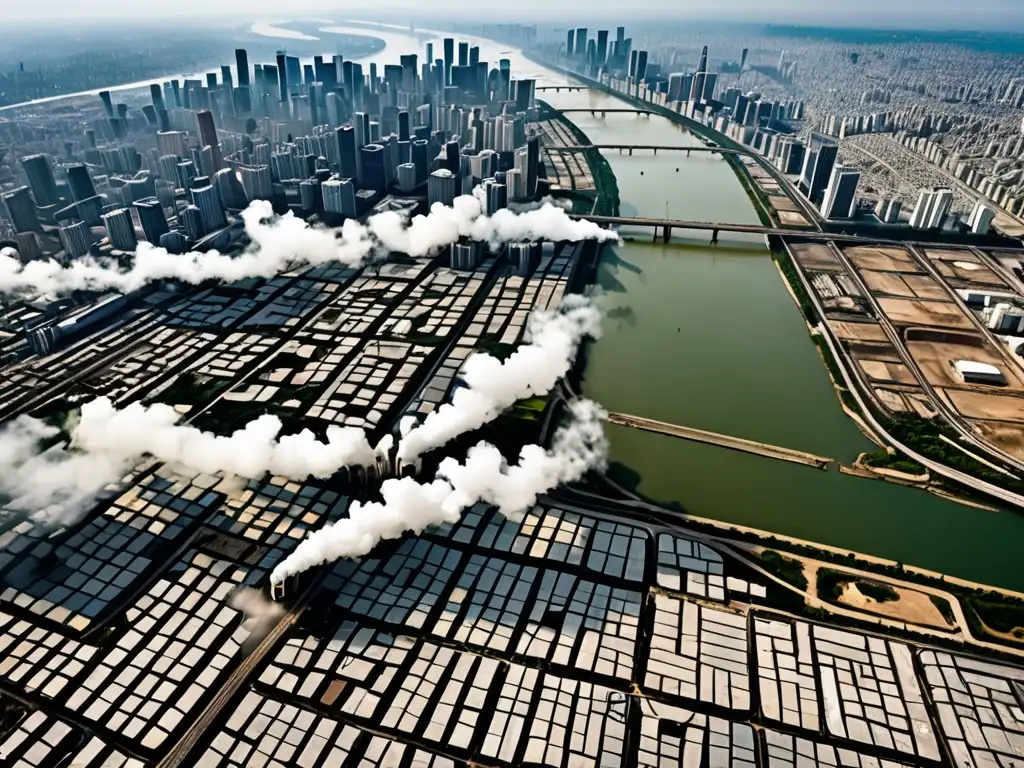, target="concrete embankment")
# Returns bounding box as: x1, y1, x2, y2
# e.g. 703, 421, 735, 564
604, 411, 832, 470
